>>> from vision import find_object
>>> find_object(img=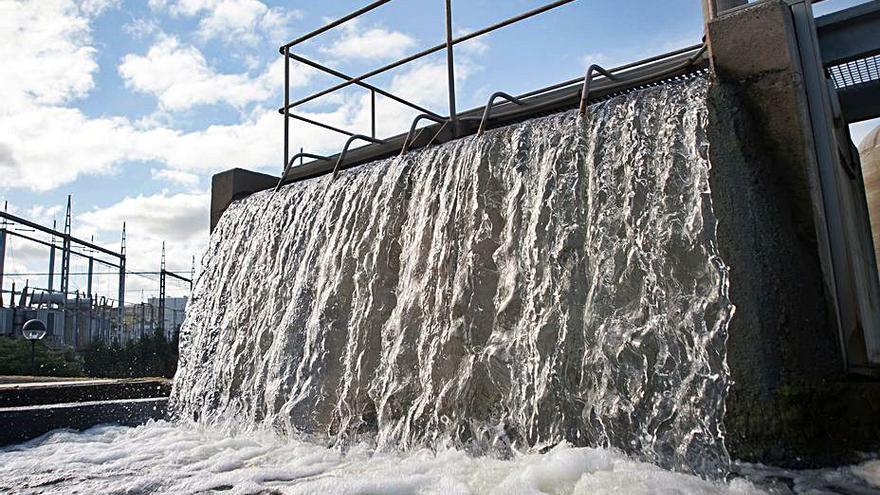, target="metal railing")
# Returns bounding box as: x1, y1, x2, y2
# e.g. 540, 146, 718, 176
278, 0, 580, 179
277, 0, 708, 187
